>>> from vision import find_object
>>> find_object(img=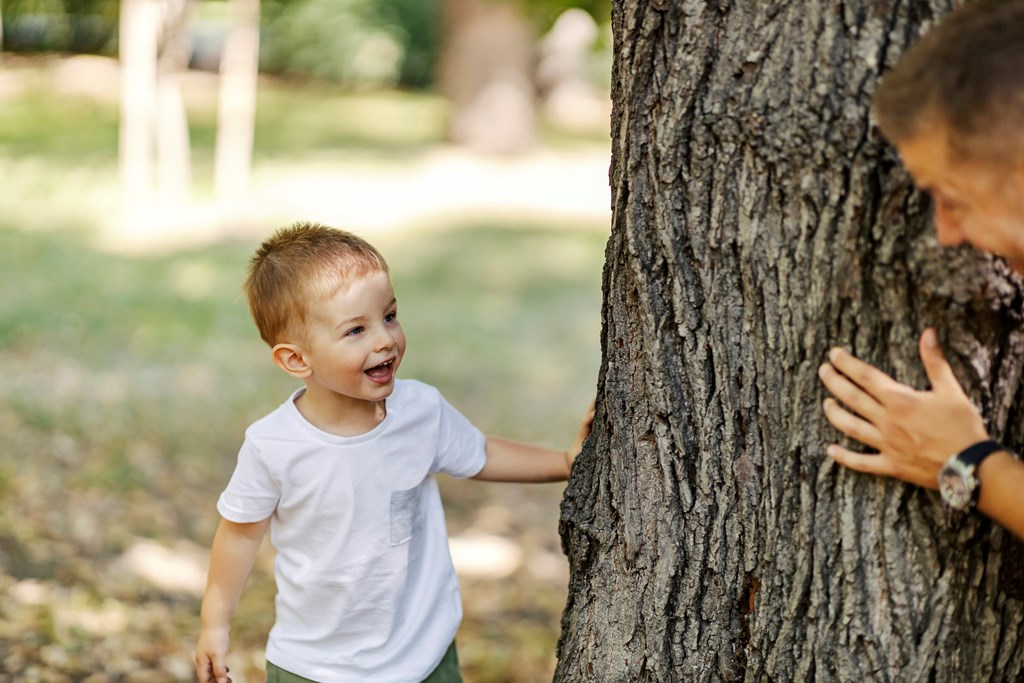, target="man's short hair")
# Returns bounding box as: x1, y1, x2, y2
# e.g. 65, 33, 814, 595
244, 222, 389, 346
873, 0, 1024, 166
